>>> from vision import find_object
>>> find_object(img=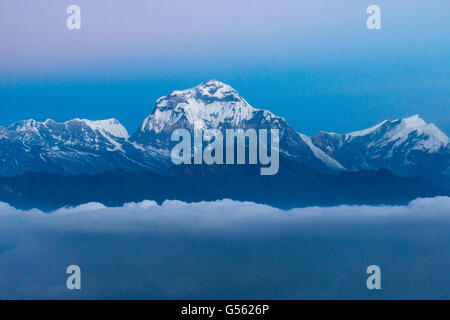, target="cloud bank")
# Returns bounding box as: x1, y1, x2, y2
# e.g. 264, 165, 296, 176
0, 197, 449, 299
